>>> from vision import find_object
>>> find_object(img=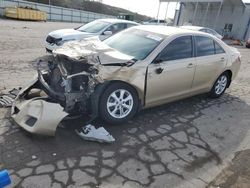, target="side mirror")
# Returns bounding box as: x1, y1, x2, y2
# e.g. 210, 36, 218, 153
103, 31, 113, 35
